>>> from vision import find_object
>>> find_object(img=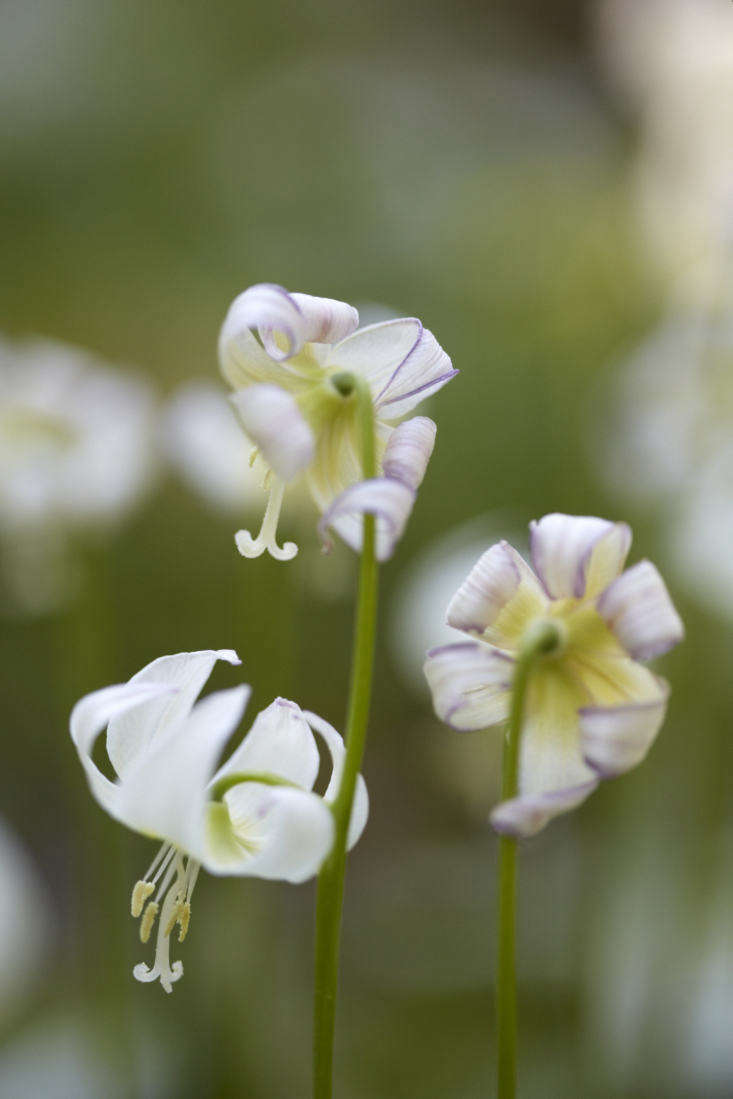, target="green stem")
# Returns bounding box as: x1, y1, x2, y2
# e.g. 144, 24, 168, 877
313, 374, 378, 1099
496, 621, 561, 1099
